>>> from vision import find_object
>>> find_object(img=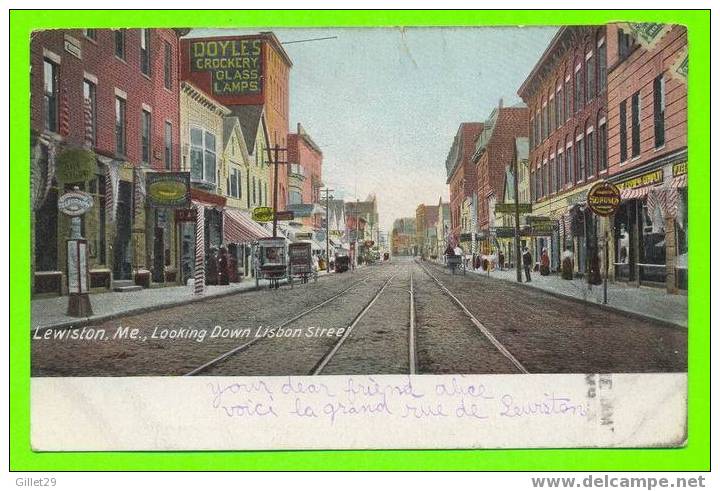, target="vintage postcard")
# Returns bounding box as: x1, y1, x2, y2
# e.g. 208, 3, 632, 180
27, 22, 689, 451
